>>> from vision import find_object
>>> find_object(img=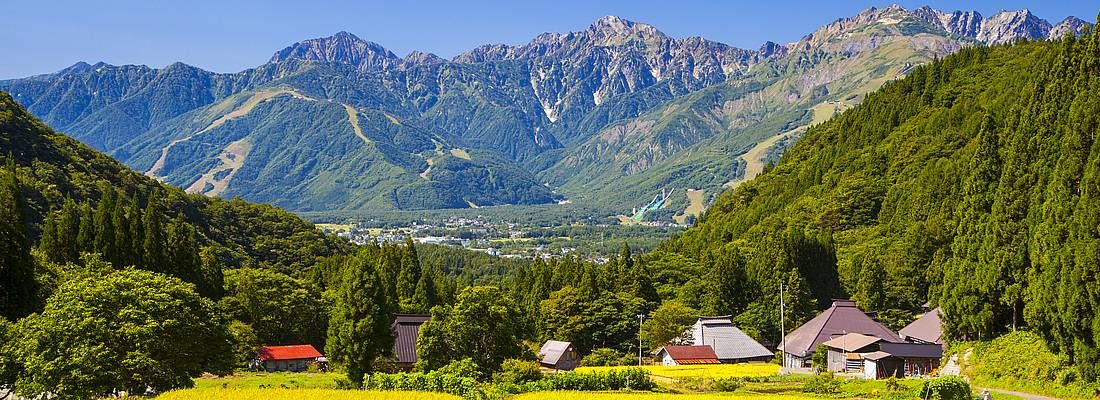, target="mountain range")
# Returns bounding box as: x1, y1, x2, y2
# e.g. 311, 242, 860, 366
0, 5, 1090, 218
